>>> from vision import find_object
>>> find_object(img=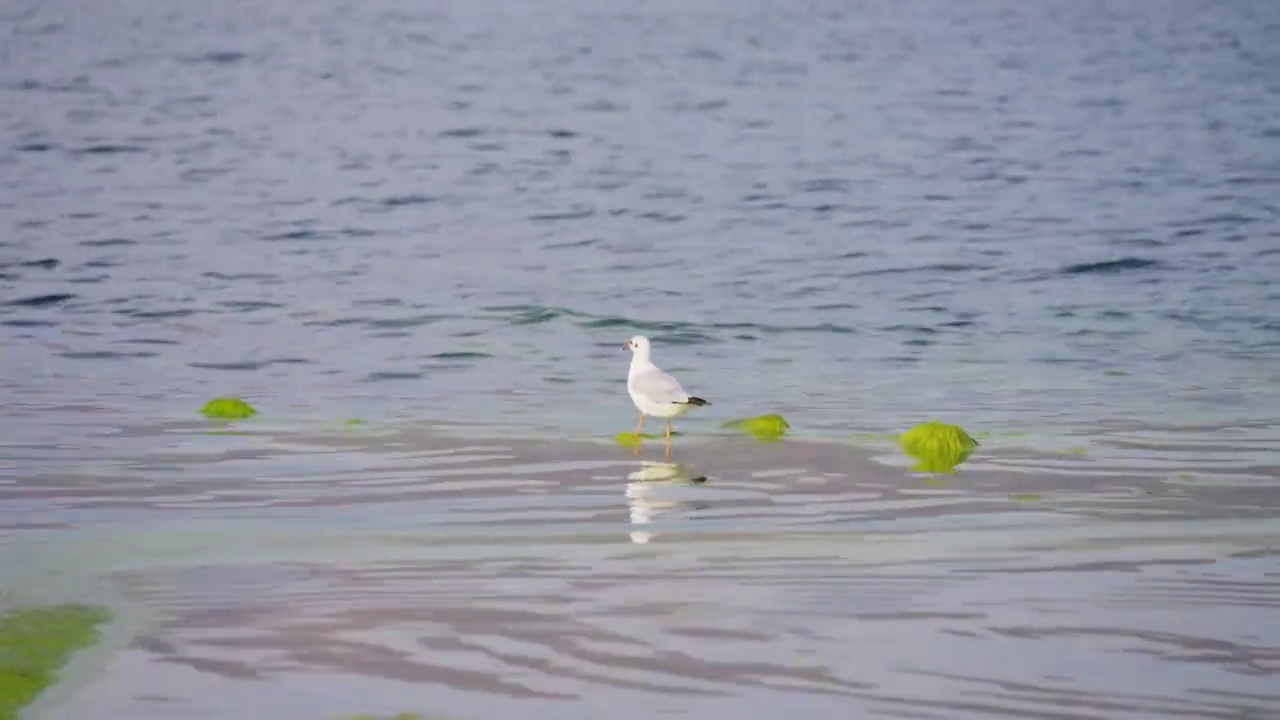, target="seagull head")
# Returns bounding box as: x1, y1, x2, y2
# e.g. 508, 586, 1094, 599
624, 335, 651, 356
